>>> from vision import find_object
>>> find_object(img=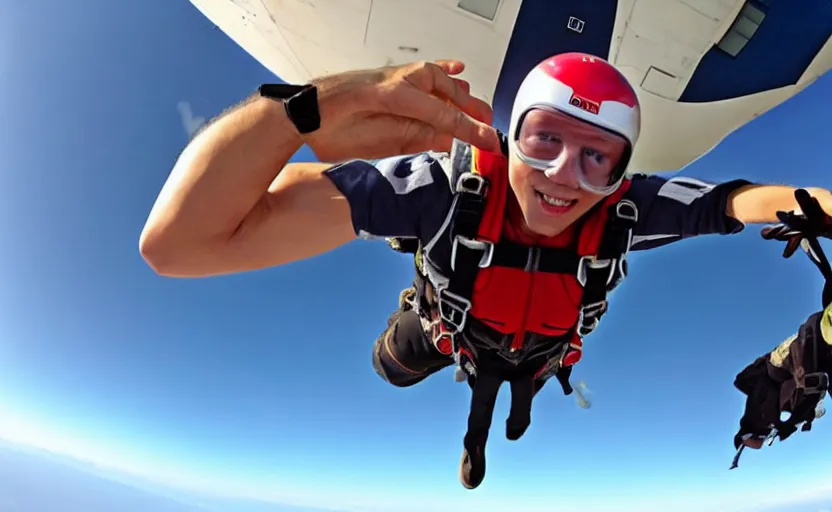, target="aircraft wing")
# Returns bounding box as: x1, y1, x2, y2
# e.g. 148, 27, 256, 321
192, 0, 832, 174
